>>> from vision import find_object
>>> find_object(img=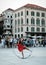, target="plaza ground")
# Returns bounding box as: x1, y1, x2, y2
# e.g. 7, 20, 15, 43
0, 47, 46, 65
